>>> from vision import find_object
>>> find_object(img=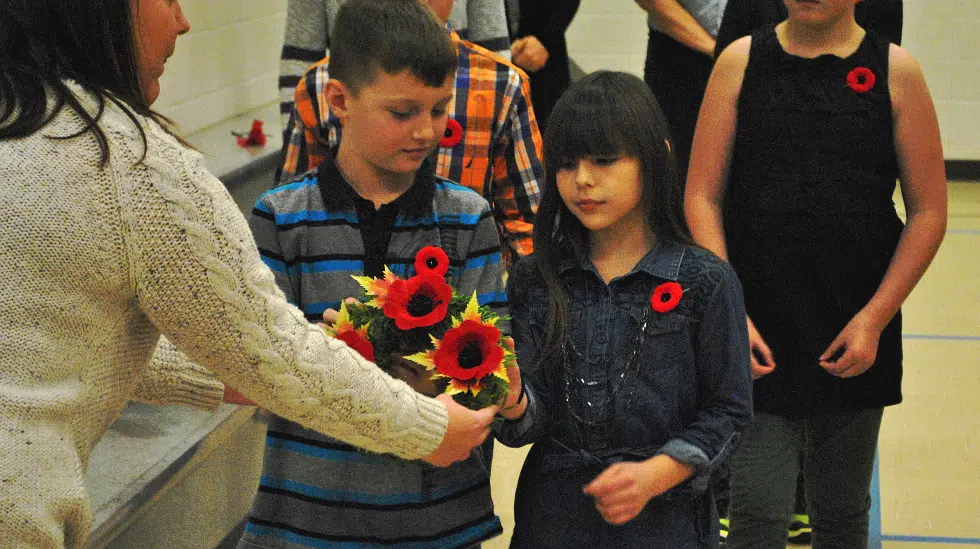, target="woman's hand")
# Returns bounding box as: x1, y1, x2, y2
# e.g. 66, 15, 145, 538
746, 316, 776, 378
819, 312, 882, 378
511, 36, 550, 72
422, 394, 498, 467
